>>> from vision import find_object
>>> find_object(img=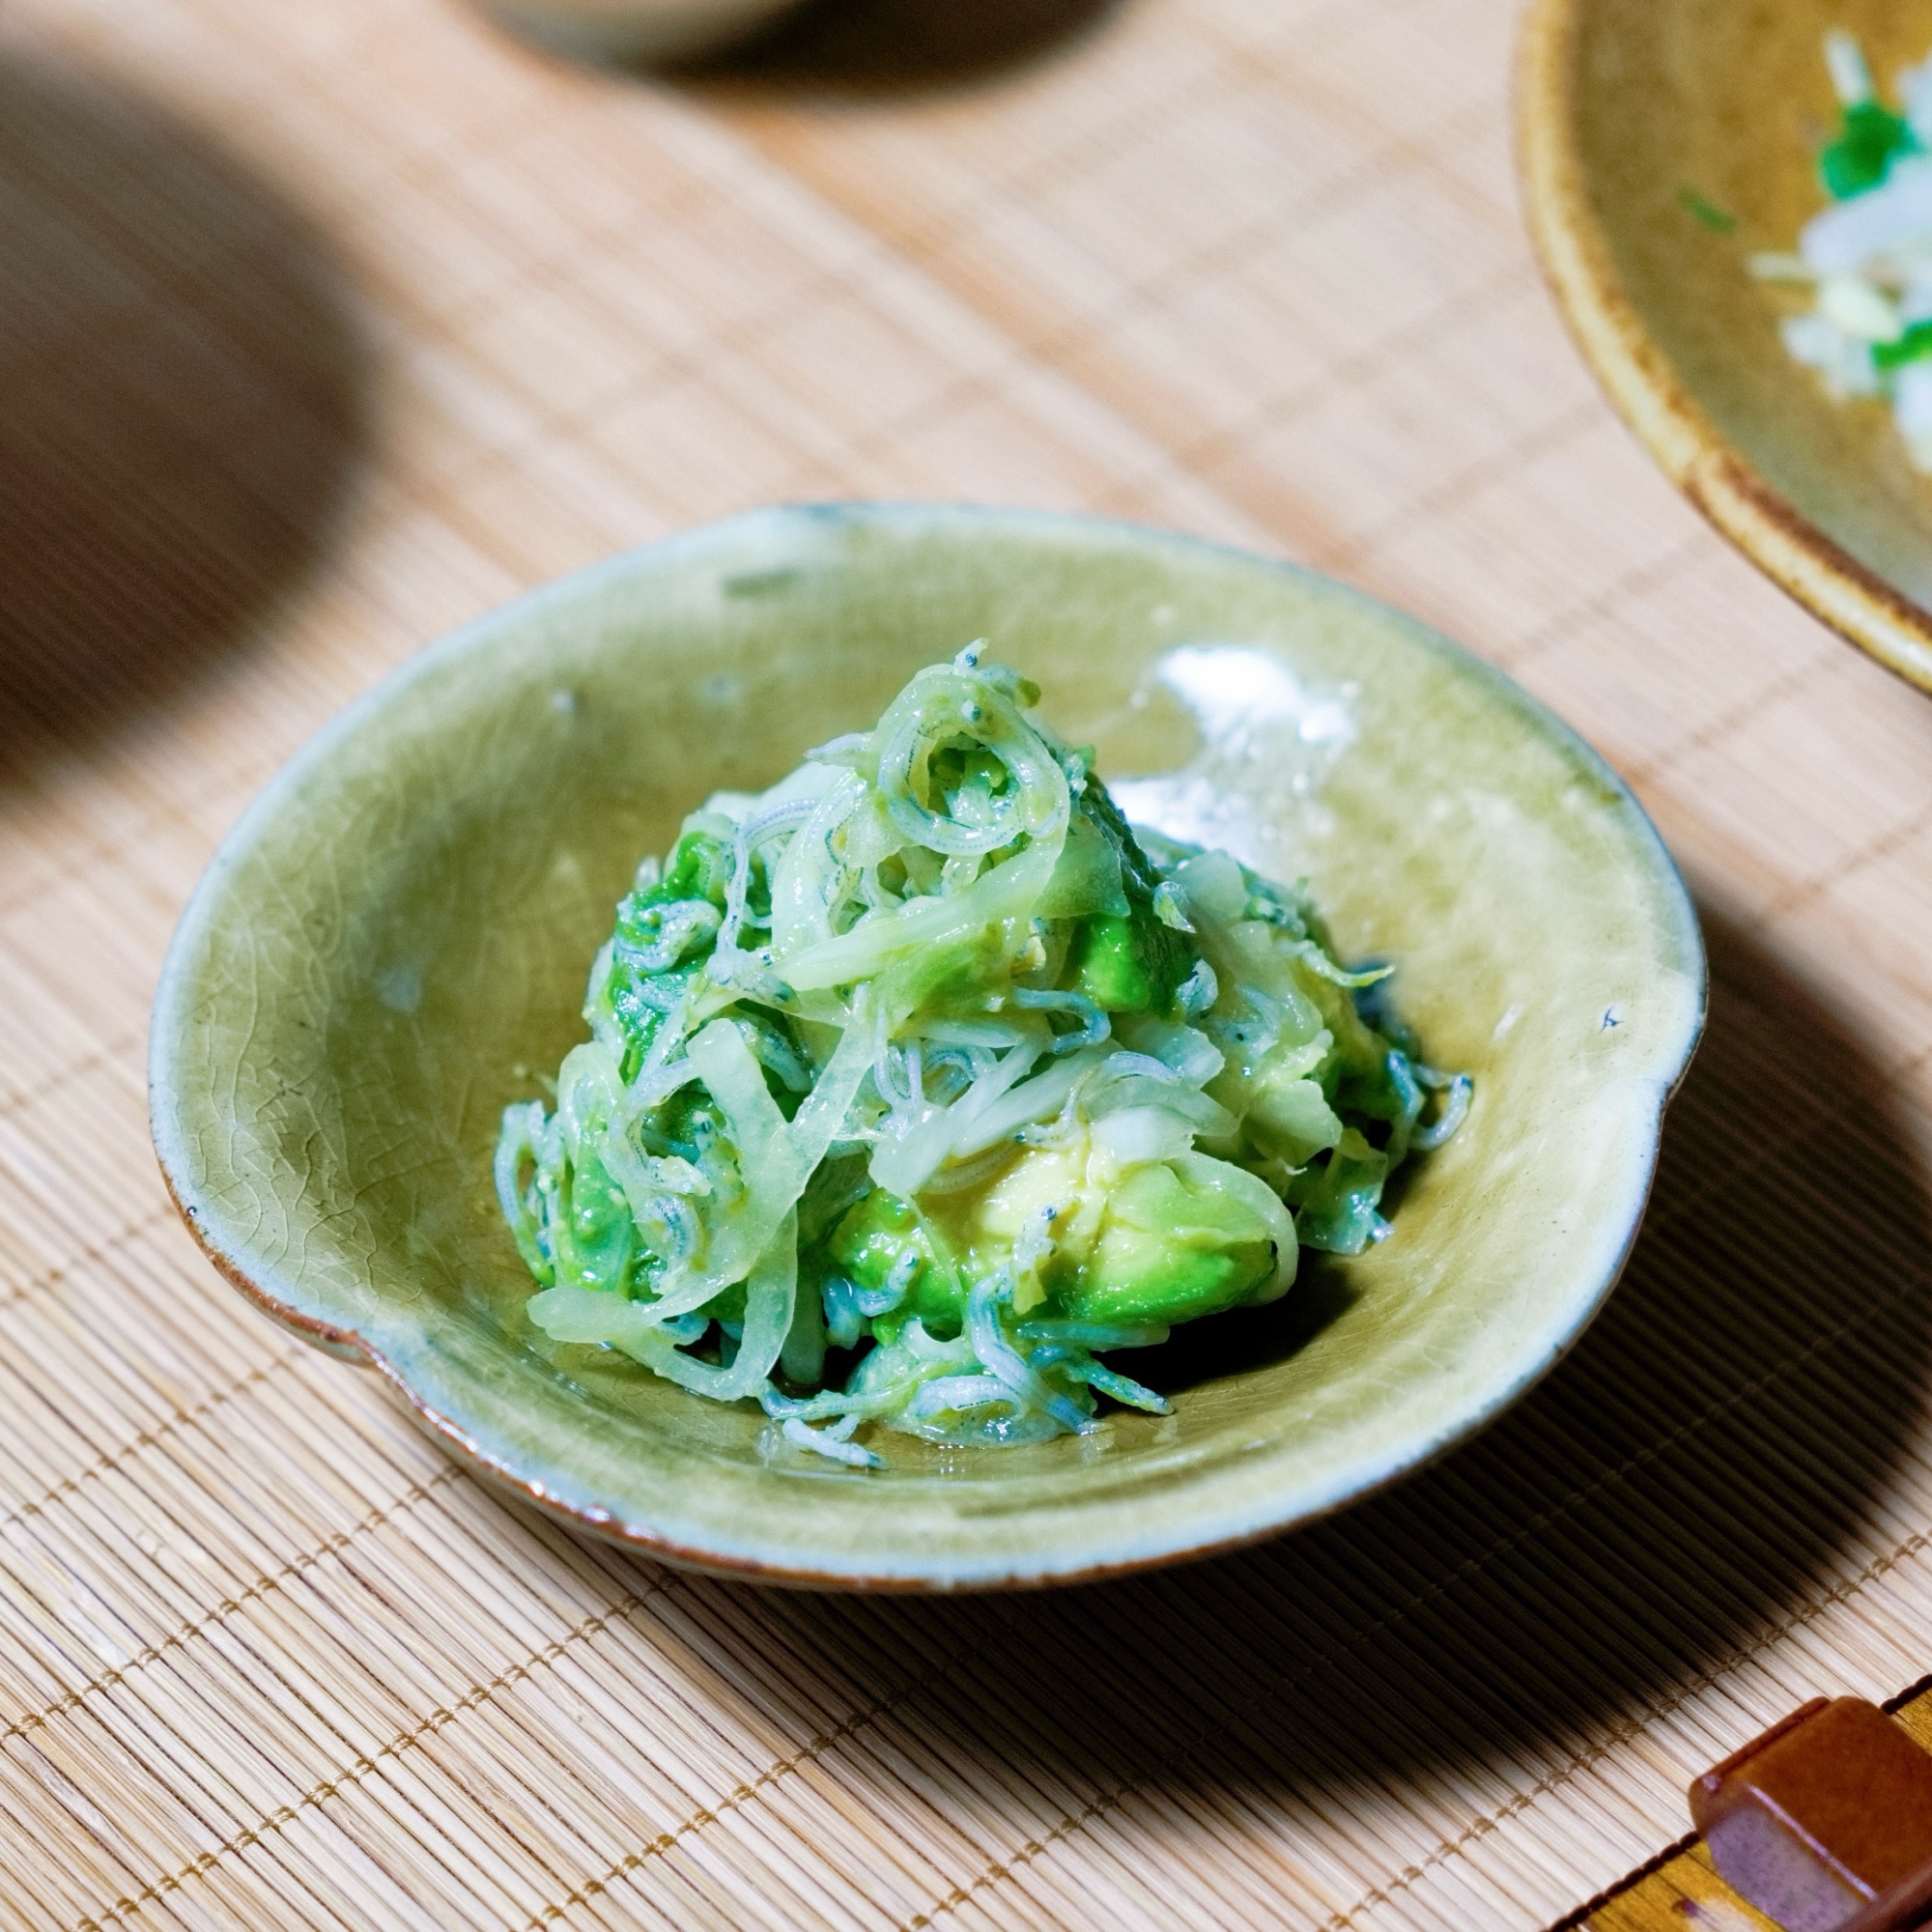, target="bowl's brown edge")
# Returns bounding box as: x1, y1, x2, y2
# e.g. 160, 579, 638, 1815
1515, 0, 1932, 696
150, 1070, 1689, 1596
154, 1141, 1338, 1591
